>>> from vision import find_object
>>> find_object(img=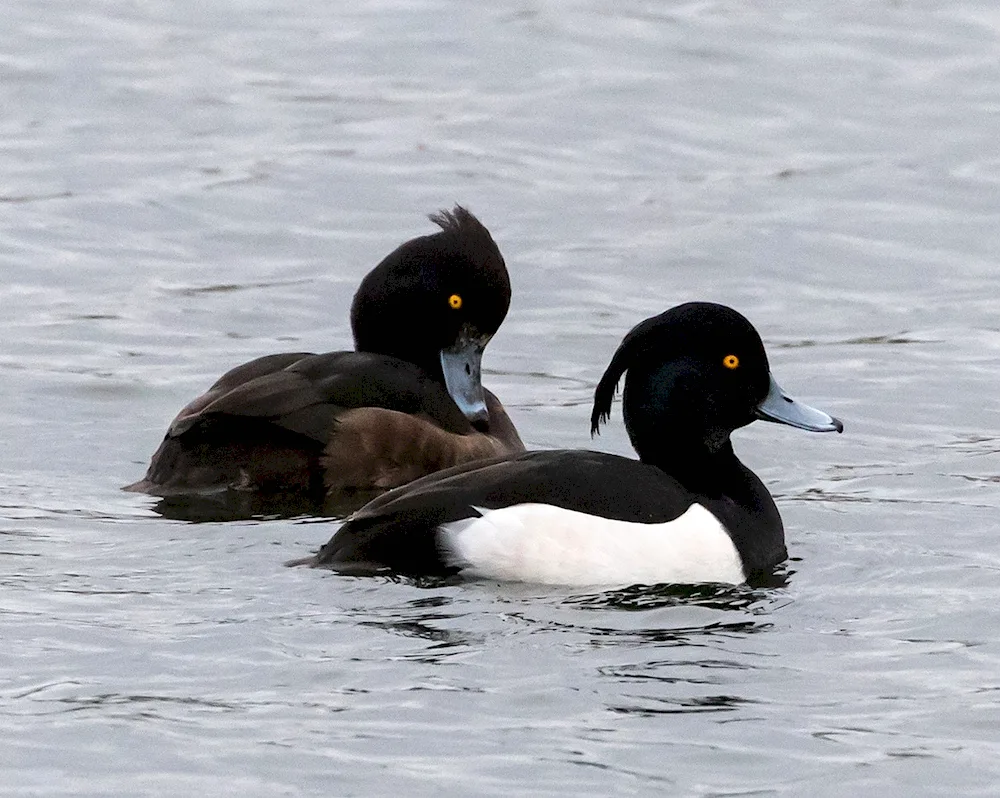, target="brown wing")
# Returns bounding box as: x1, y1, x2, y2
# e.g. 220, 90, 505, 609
321, 407, 518, 492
